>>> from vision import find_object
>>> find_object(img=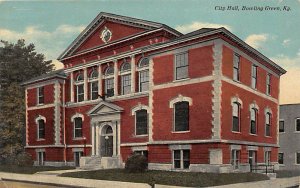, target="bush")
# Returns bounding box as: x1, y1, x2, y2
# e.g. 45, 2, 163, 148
125, 154, 147, 173
2, 152, 33, 166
